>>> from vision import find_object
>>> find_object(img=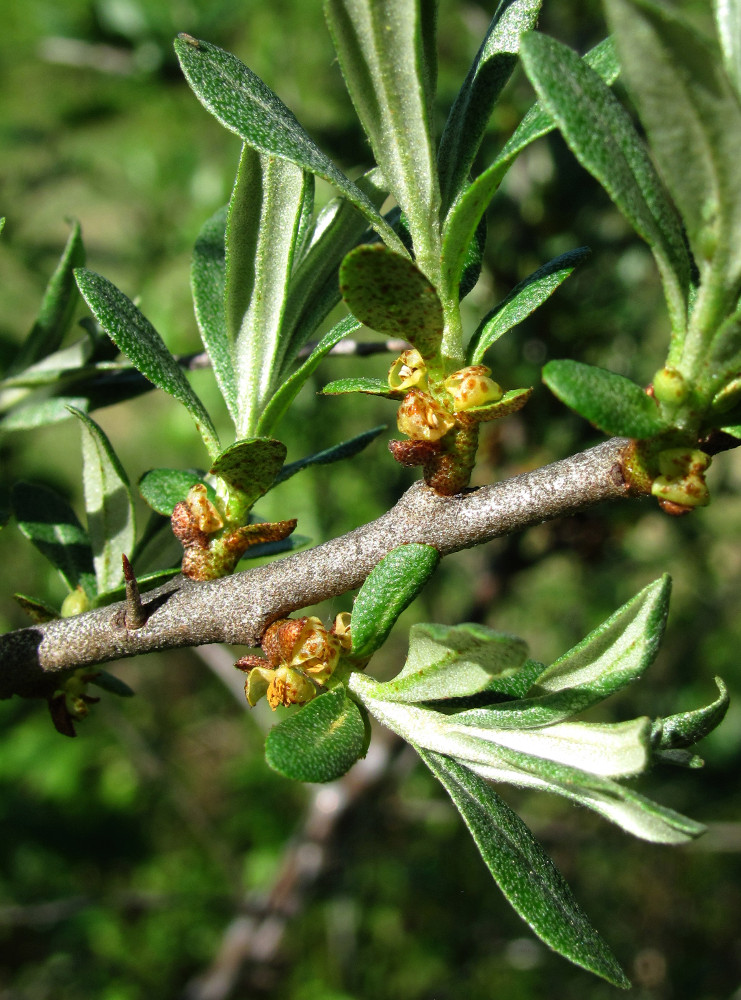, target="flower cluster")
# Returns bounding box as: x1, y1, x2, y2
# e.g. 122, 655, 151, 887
651, 447, 711, 514
236, 613, 352, 710
386, 351, 529, 495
